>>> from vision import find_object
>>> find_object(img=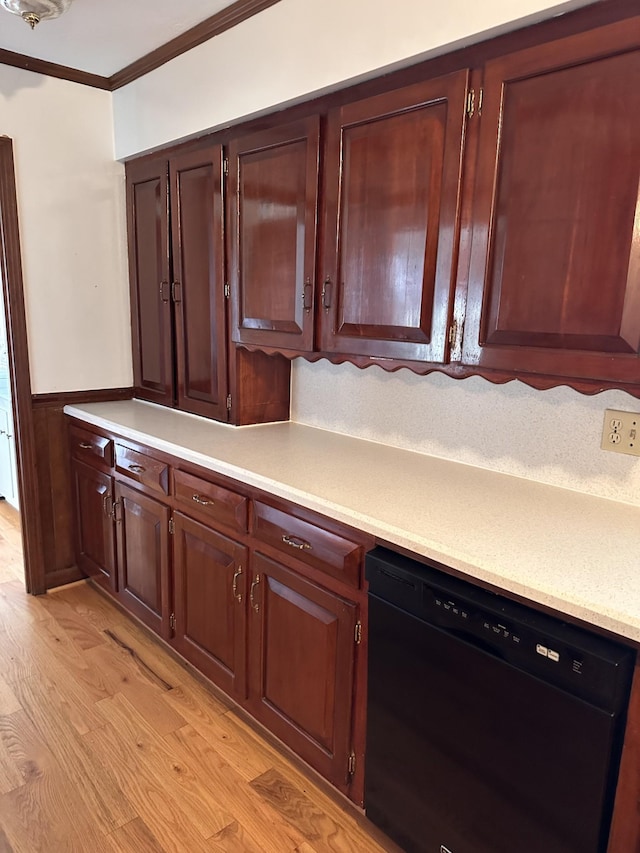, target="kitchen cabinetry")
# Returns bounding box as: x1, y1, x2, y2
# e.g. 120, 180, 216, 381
462, 21, 640, 386
229, 117, 321, 352
172, 510, 248, 699
247, 551, 358, 791
222, 15, 640, 394
69, 424, 115, 593
126, 145, 291, 425
127, 145, 227, 419
71, 460, 116, 593
67, 417, 369, 802
320, 71, 469, 362
228, 73, 469, 364
115, 479, 171, 639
